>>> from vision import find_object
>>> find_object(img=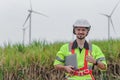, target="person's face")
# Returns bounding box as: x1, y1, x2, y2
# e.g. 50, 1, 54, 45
74, 27, 89, 40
